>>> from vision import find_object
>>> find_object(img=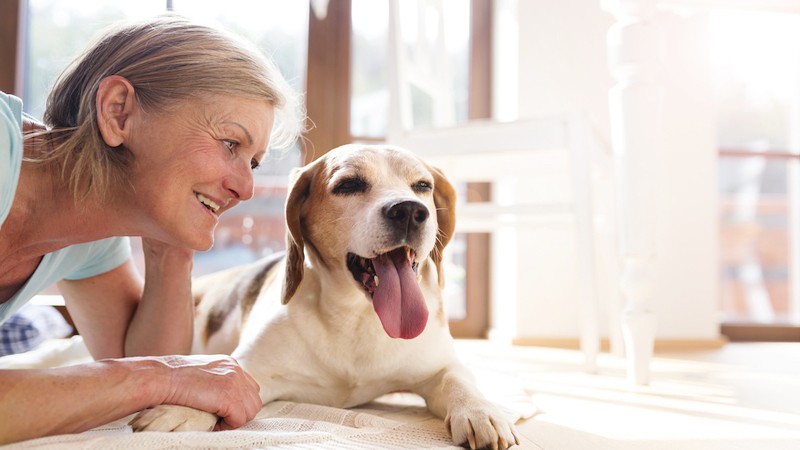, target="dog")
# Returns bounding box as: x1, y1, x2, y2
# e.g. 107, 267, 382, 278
129, 144, 520, 449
